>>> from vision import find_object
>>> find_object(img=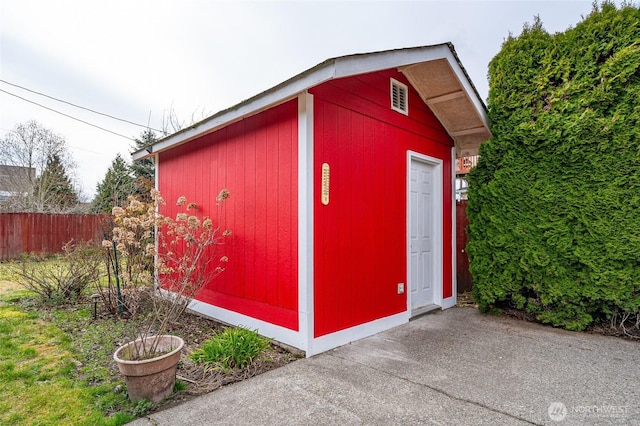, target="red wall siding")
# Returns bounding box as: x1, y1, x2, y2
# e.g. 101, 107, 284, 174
158, 99, 299, 330
311, 70, 454, 337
